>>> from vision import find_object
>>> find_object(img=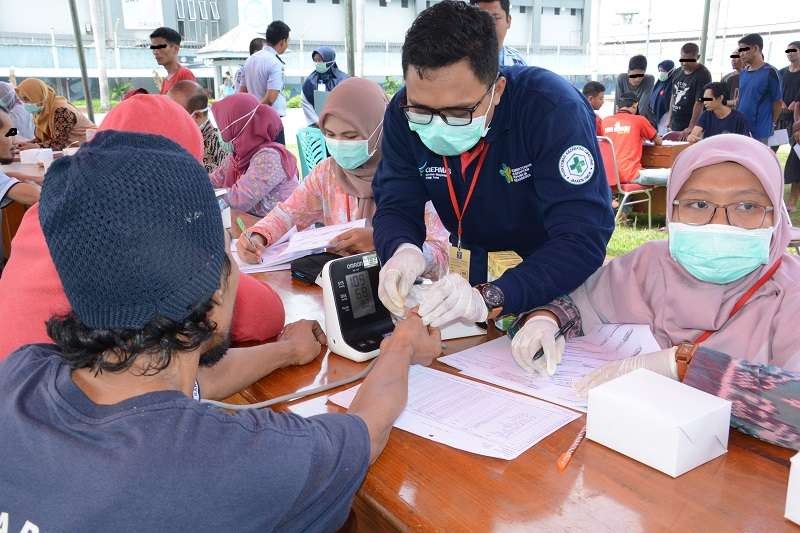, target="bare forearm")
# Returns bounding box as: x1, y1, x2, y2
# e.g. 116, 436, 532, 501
7, 183, 40, 205
262, 90, 279, 106
197, 343, 295, 400
688, 102, 704, 129
348, 345, 413, 463
773, 101, 783, 123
